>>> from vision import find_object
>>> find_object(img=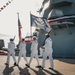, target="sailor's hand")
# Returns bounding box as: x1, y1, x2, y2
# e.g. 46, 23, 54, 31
41, 46, 45, 49
7, 51, 9, 53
